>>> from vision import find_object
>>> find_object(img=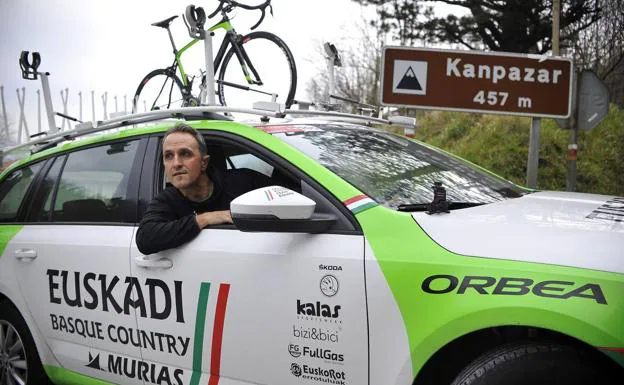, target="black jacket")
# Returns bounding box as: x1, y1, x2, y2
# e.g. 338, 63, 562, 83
136, 166, 271, 255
